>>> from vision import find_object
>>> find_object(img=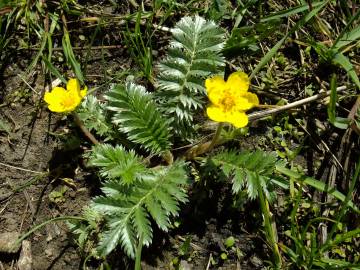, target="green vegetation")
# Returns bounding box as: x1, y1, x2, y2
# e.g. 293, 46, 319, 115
1, 0, 360, 269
